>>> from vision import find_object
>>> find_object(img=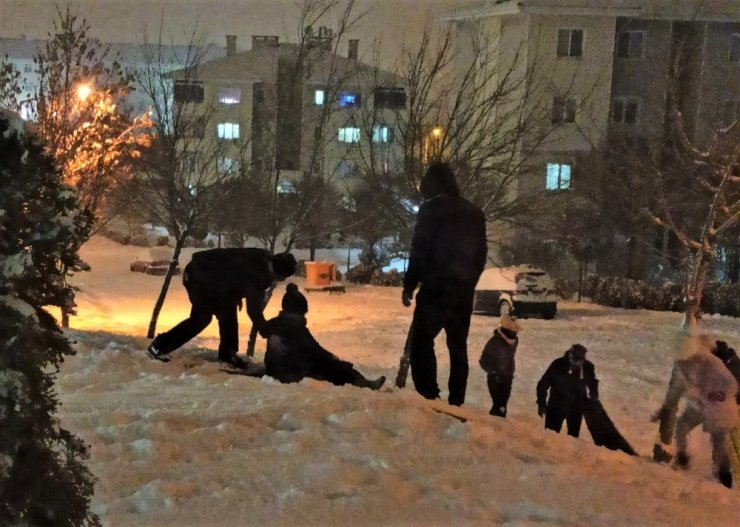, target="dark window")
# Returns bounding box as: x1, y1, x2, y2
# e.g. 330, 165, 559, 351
612, 97, 639, 124
374, 87, 406, 109
254, 85, 264, 104
729, 34, 740, 63
557, 29, 583, 57
174, 80, 204, 103
617, 31, 644, 59
552, 96, 576, 123
336, 160, 359, 179
338, 91, 360, 108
